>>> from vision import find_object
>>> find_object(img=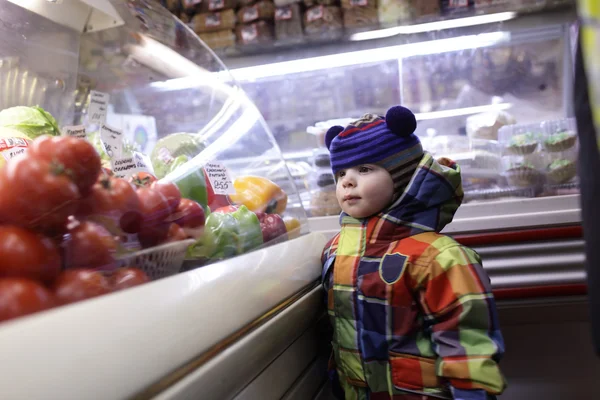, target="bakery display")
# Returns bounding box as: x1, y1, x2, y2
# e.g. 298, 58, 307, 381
507, 132, 539, 155
547, 159, 577, 184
